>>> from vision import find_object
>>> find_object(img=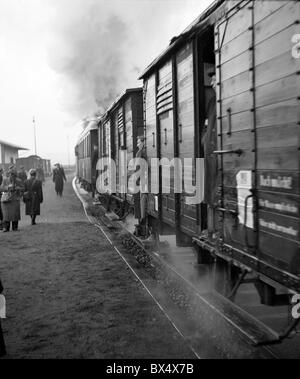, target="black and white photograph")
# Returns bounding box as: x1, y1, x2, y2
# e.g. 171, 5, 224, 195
0, 0, 299, 361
